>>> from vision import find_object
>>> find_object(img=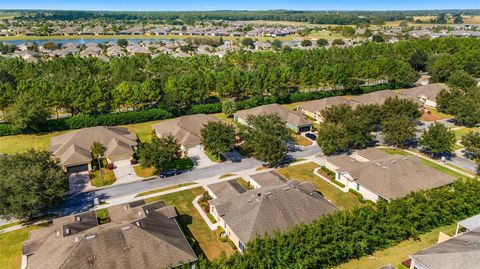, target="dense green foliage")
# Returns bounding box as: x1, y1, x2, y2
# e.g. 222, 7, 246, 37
0, 38, 478, 134
317, 97, 420, 154
6, 92, 50, 132
437, 71, 480, 127
200, 121, 236, 158
241, 114, 290, 164
179, 178, 480, 268
137, 136, 182, 172
0, 150, 68, 219
463, 131, 480, 174
419, 122, 456, 157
